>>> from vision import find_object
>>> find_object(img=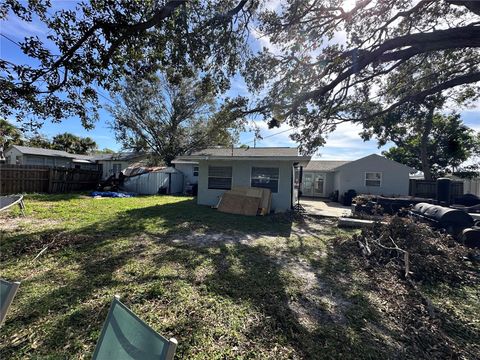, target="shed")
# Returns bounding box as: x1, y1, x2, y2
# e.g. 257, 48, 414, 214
122, 167, 183, 195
